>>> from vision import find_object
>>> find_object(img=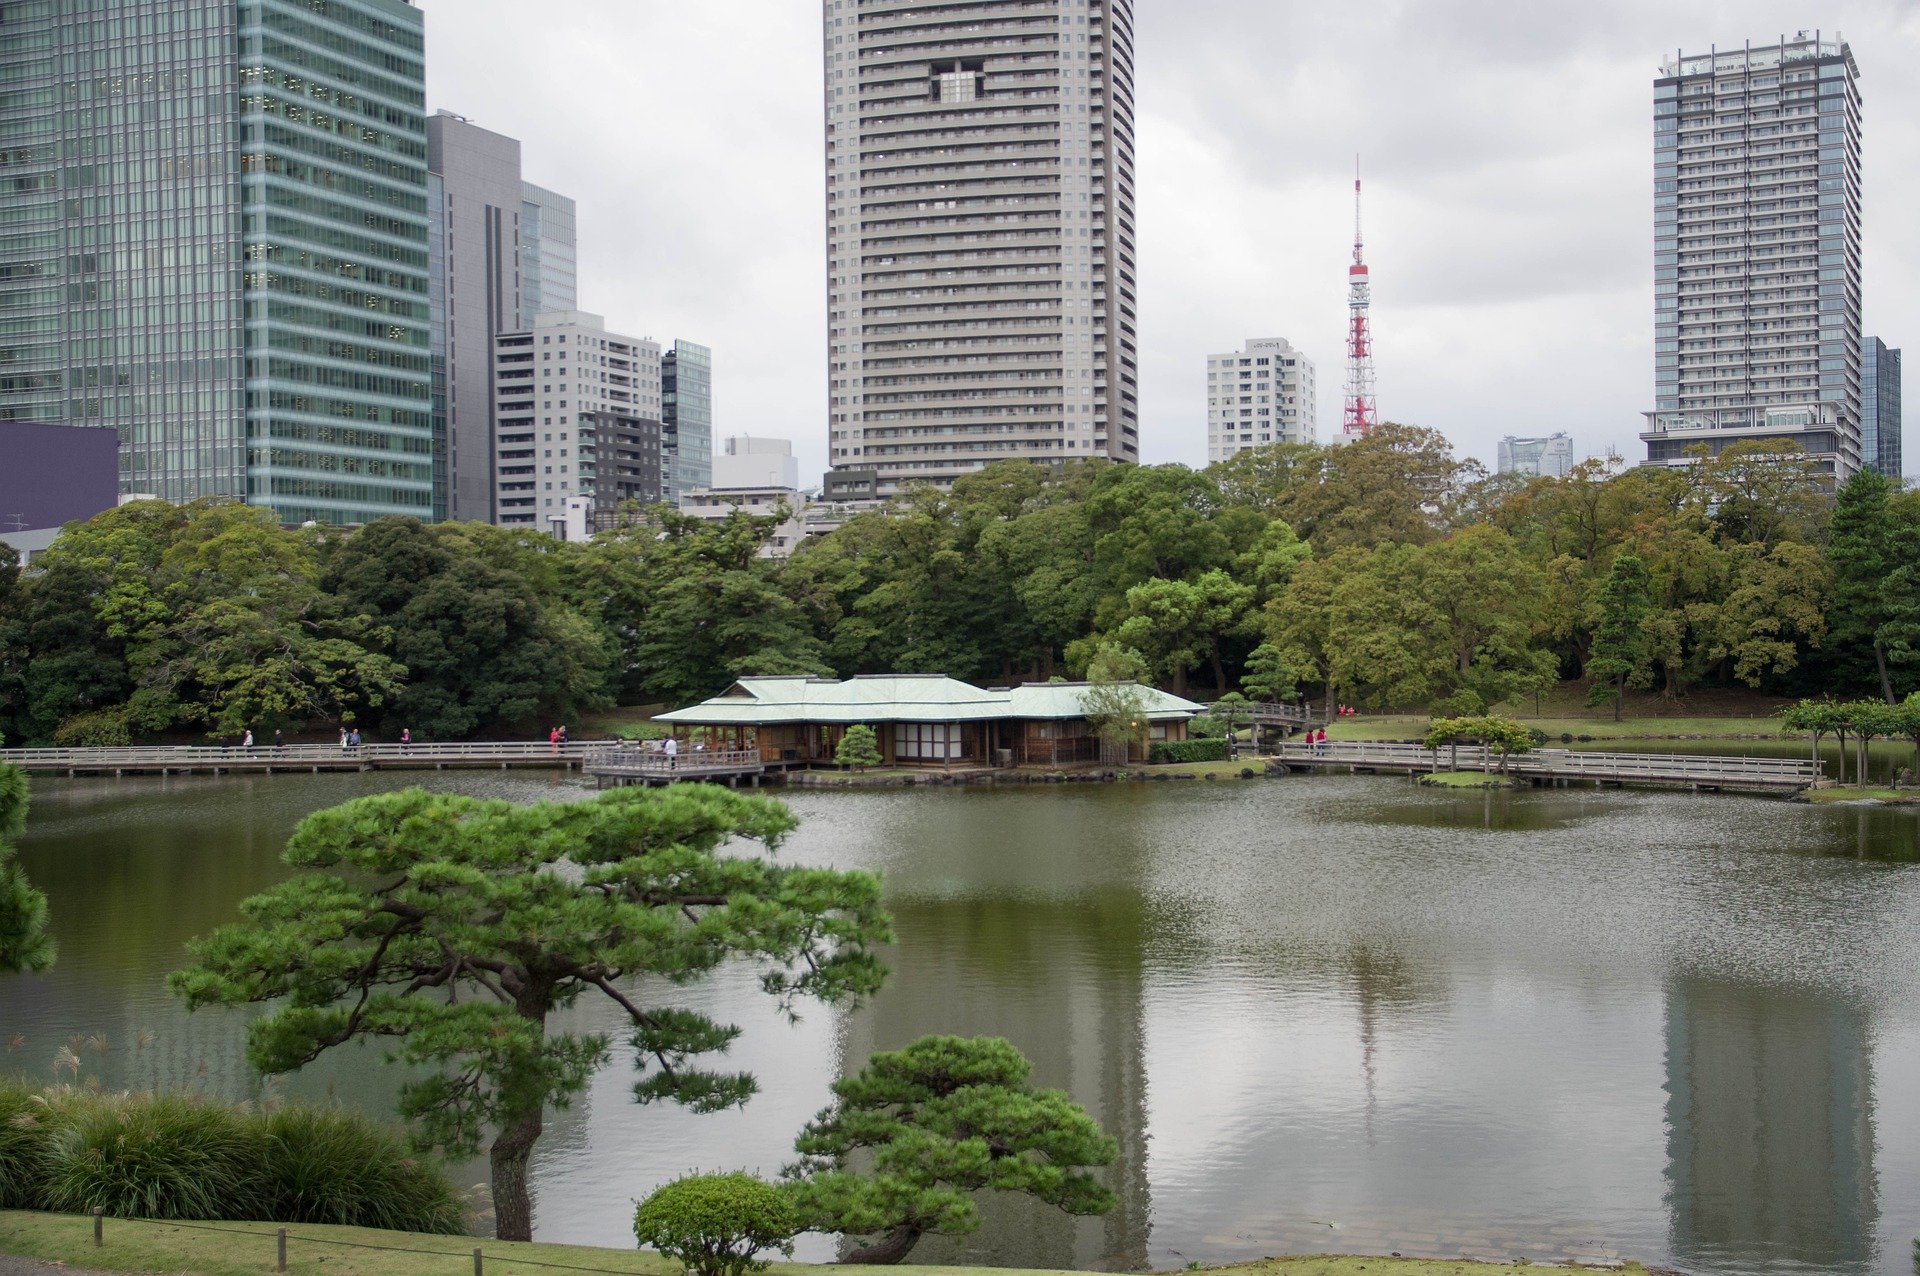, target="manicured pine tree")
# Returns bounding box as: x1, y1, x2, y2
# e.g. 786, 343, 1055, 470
787, 1036, 1117, 1266
170, 785, 891, 1243
834, 724, 882, 772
